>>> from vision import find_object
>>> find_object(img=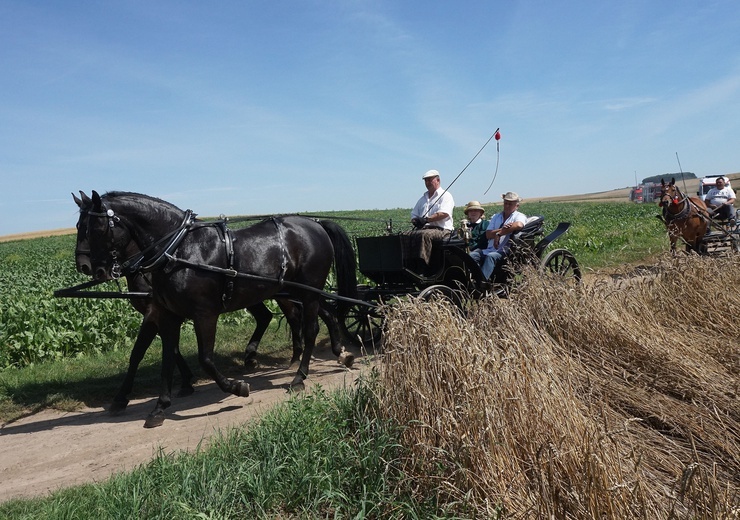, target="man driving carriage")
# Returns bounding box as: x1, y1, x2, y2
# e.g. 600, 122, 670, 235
411, 169, 455, 231
469, 191, 527, 280
404, 169, 455, 269
705, 177, 736, 221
